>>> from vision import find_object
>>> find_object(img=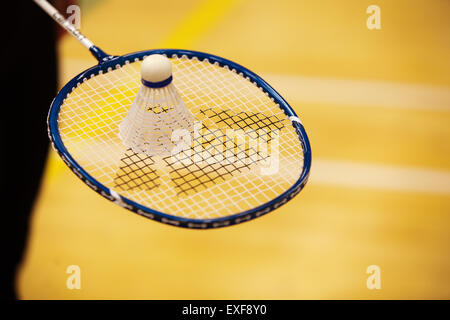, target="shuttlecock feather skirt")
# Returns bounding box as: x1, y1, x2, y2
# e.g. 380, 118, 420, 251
119, 83, 194, 156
